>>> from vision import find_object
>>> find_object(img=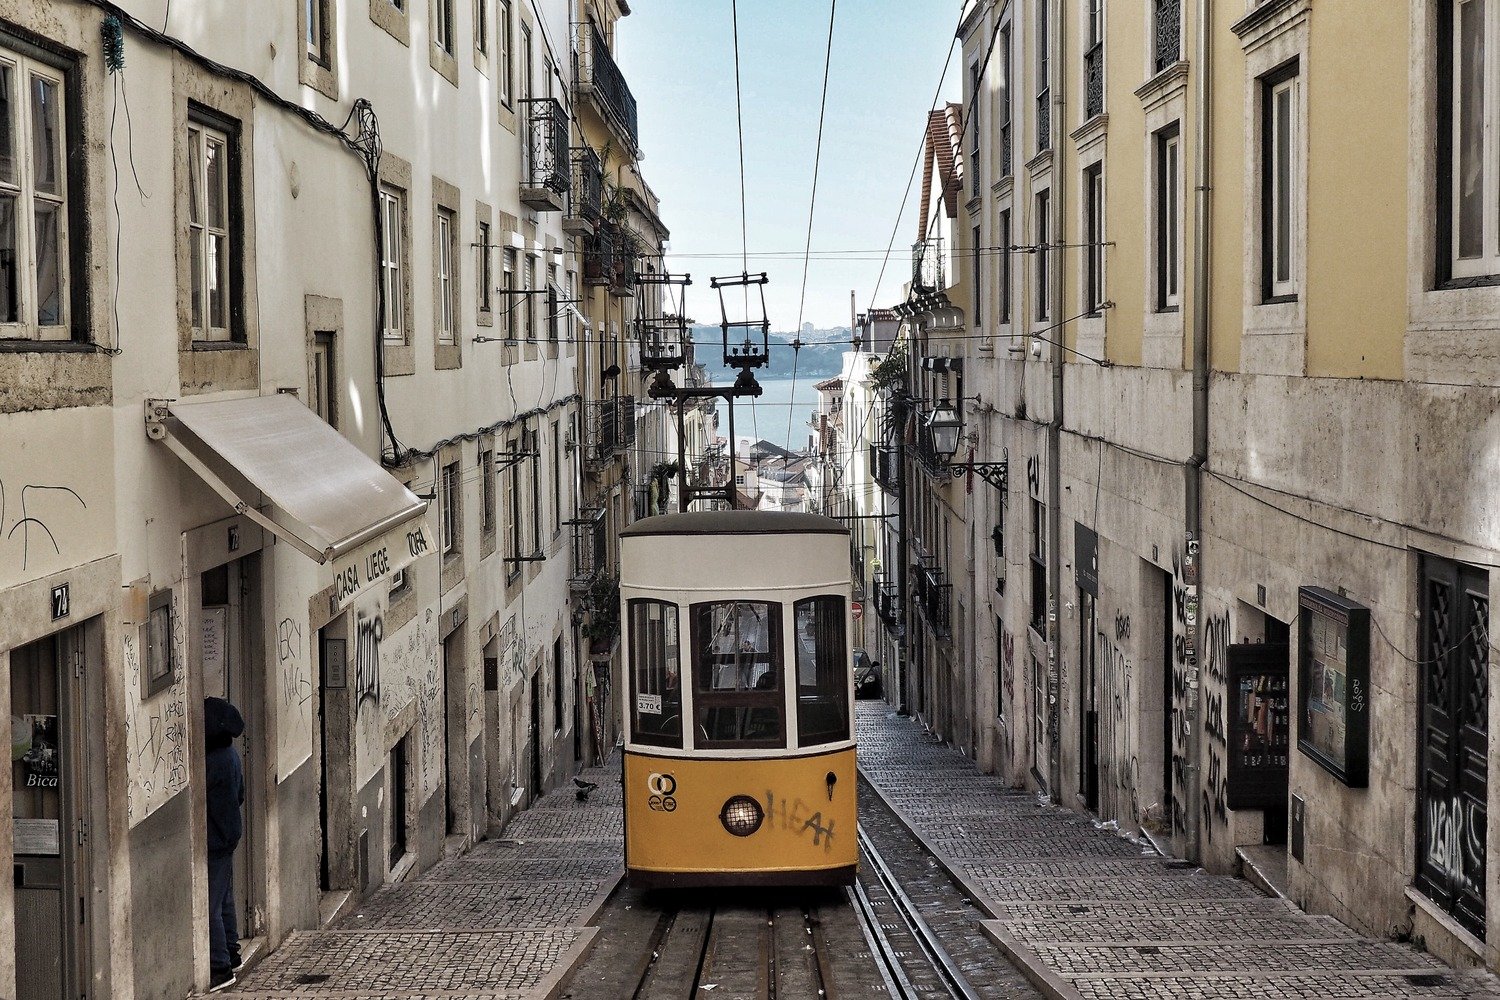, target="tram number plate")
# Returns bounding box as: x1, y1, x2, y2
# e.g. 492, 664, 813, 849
637, 693, 662, 715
